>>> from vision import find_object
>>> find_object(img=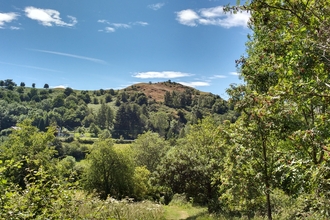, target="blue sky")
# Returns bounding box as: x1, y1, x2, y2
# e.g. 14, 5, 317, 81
0, 0, 250, 98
